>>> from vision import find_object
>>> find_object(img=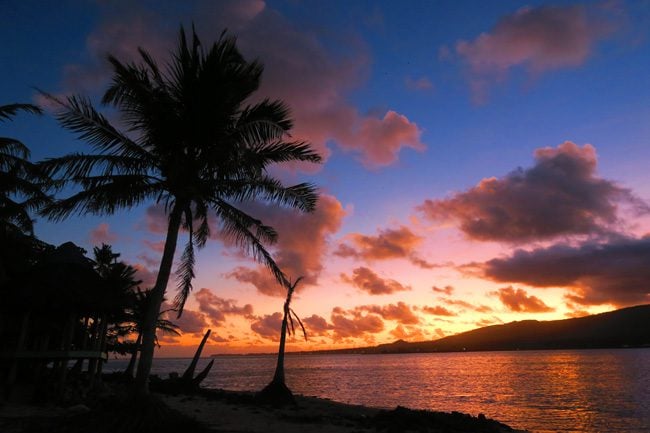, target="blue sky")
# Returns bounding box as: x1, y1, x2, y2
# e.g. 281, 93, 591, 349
2, 0, 649, 355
